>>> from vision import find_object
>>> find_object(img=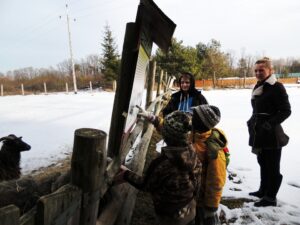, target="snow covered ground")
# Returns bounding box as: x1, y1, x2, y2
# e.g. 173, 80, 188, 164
1, 85, 300, 224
